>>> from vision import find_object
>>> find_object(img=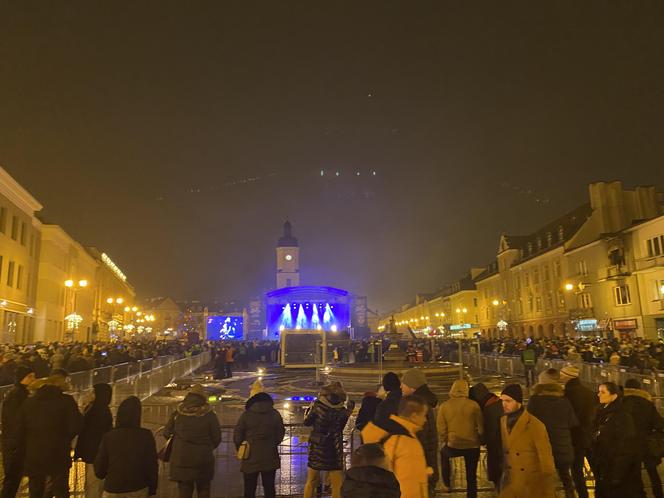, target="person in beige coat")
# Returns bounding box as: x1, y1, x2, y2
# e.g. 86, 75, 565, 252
437, 379, 483, 496
499, 384, 556, 498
